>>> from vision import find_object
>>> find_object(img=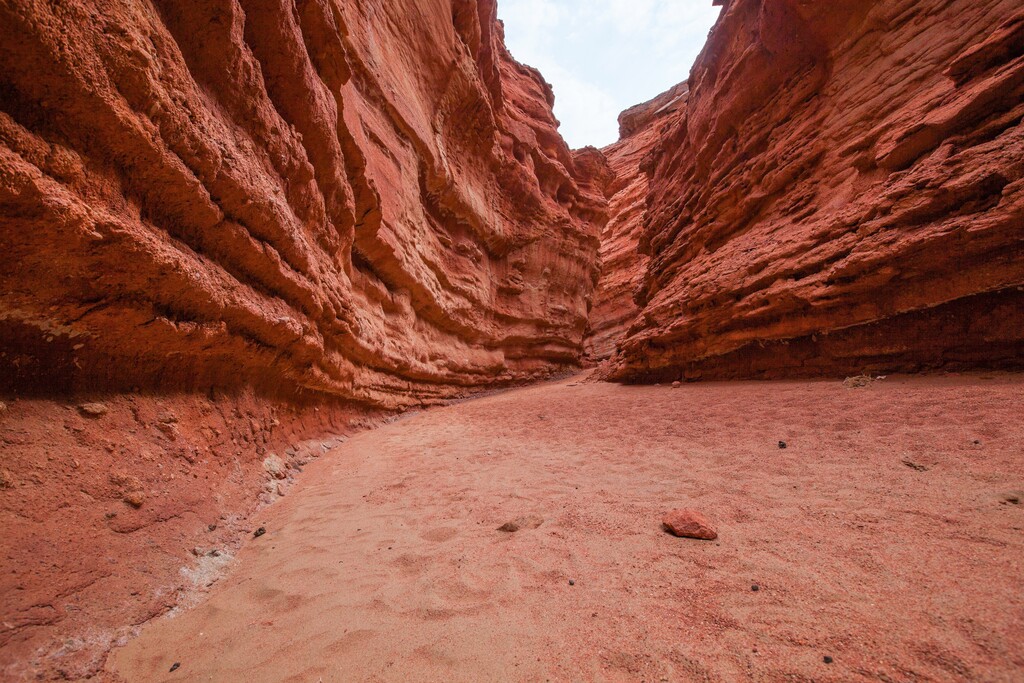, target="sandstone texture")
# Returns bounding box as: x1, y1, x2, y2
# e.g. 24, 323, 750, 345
662, 508, 718, 540
0, 0, 608, 677
2, 0, 1024, 679
584, 84, 686, 360
599, 0, 1024, 380
0, 0, 606, 407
